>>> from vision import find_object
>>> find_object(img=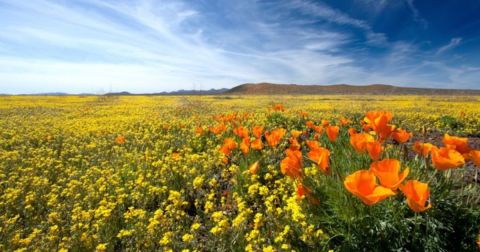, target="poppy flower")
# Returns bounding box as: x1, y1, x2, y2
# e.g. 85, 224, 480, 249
306, 140, 321, 150
291, 130, 302, 138
370, 159, 409, 190
412, 141, 437, 157
366, 141, 383, 161
392, 128, 412, 143
321, 119, 329, 126
299, 111, 309, 118
431, 147, 465, 170
249, 161, 260, 174
296, 183, 311, 200
313, 125, 324, 134
265, 128, 286, 147
363, 111, 395, 140
443, 134, 471, 154
364, 111, 393, 130
210, 123, 227, 135
348, 128, 357, 136
400, 180, 431, 212
233, 126, 249, 139
240, 137, 250, 154
350, 133, 374, 153
220, 138, 237, 156
115, 136, 126, 144
326, 125, 340, 142
307, 147, 330, 173
172, 152, 181, 160
288, 137, 301, 151
272, 104, 285, 111
470, 150, 480, 167
252, 126, 264, 139
296, 183, 320, 205
251, 138, 263, 150
306, 120, 315, 129
344, 170, 395, 205
340, 117, 351, 126
280, 149, 303, 179
195, 127, 204, 136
